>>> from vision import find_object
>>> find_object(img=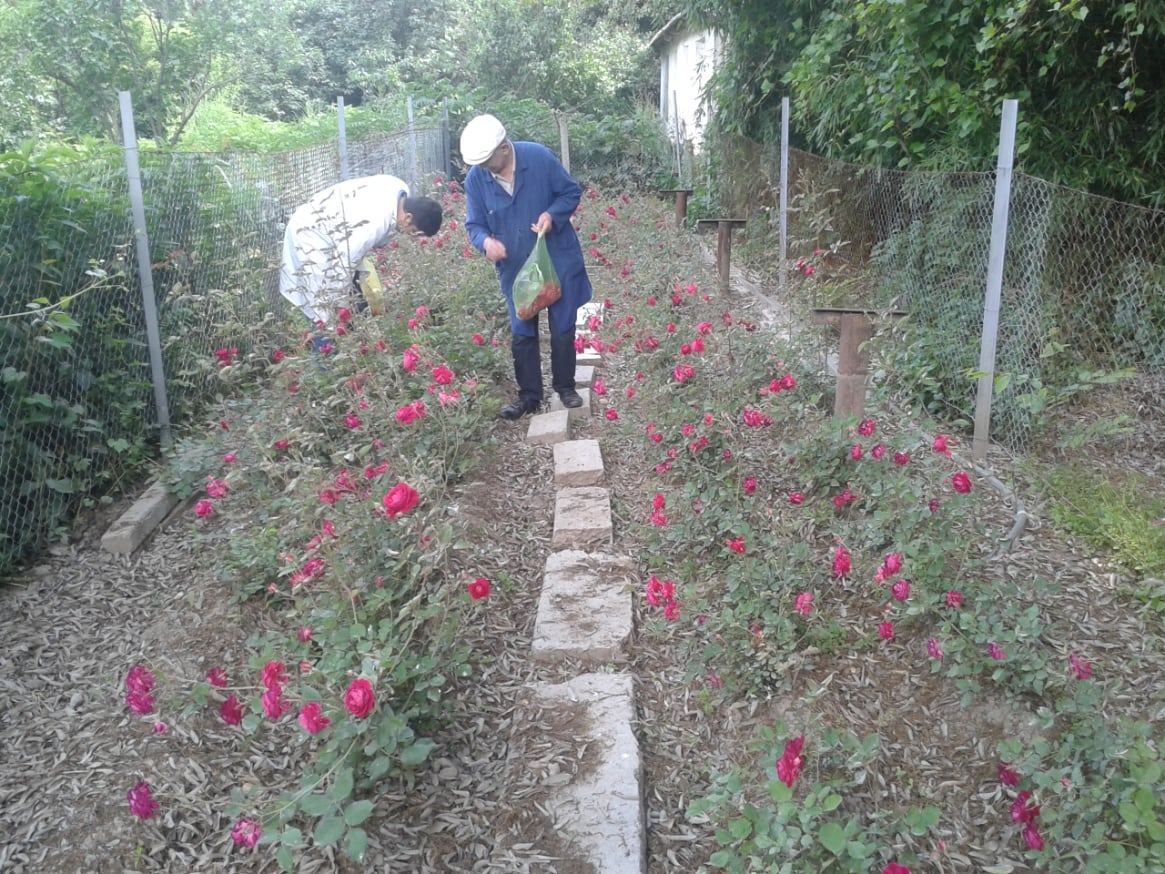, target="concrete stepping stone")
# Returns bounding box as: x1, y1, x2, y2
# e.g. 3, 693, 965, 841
505, 673, 644, 873
577, 349, 602, 367
554, 439, 604, 487
552, 487, 612, 550
101, 481, 180, 555
575, 364, 595, 388
576, 301, 605, 328
526, 409, 570, 445
549, 387, 592, 420
532, 549, 634, 664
